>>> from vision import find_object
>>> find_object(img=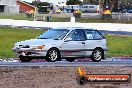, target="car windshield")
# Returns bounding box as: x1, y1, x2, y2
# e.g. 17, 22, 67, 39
37, 29, 69, 40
